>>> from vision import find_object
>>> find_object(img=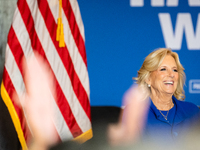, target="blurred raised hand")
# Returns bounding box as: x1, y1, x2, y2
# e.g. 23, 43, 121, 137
108, 84, 150, 146
16, 52, 59, 150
